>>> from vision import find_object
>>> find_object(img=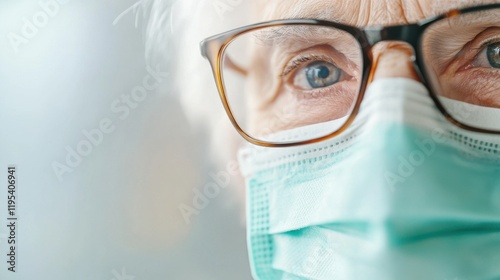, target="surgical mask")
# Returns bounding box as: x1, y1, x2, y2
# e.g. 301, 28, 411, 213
238, 78, 500, 280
